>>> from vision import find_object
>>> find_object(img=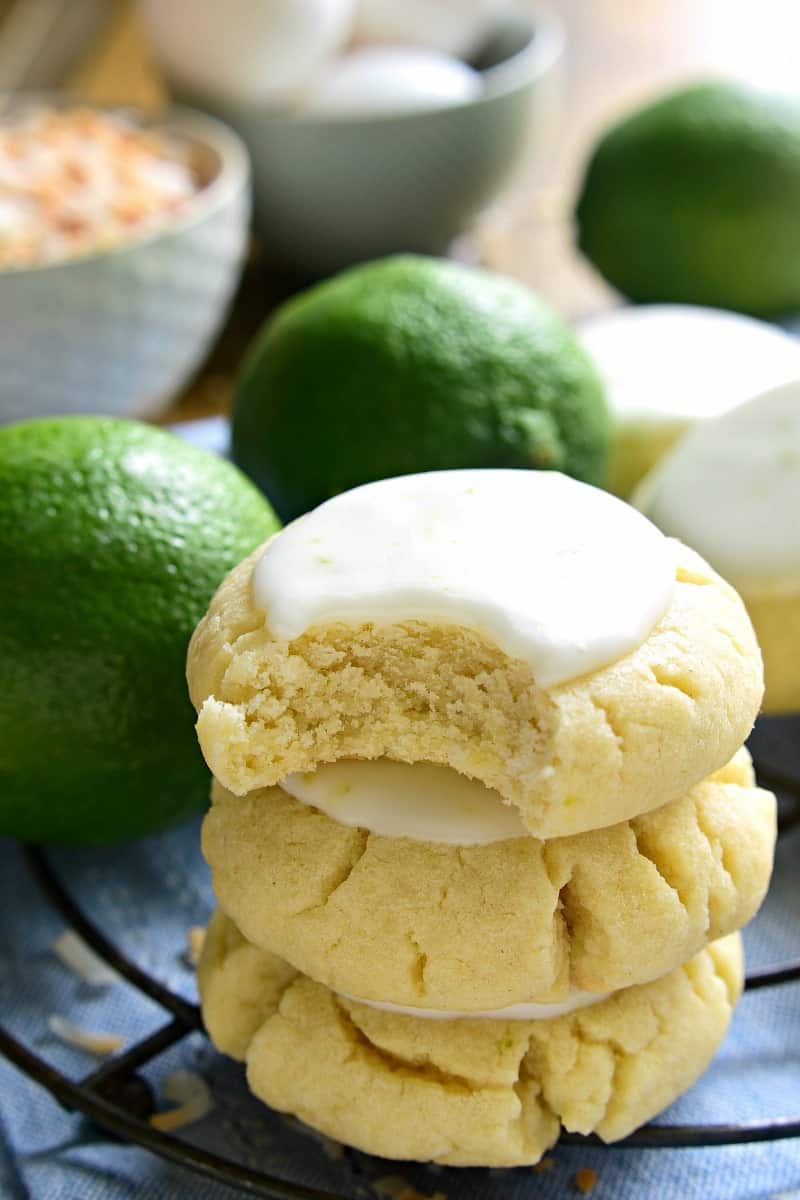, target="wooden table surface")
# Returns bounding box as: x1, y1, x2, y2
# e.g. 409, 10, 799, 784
68, 0, 800, 423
